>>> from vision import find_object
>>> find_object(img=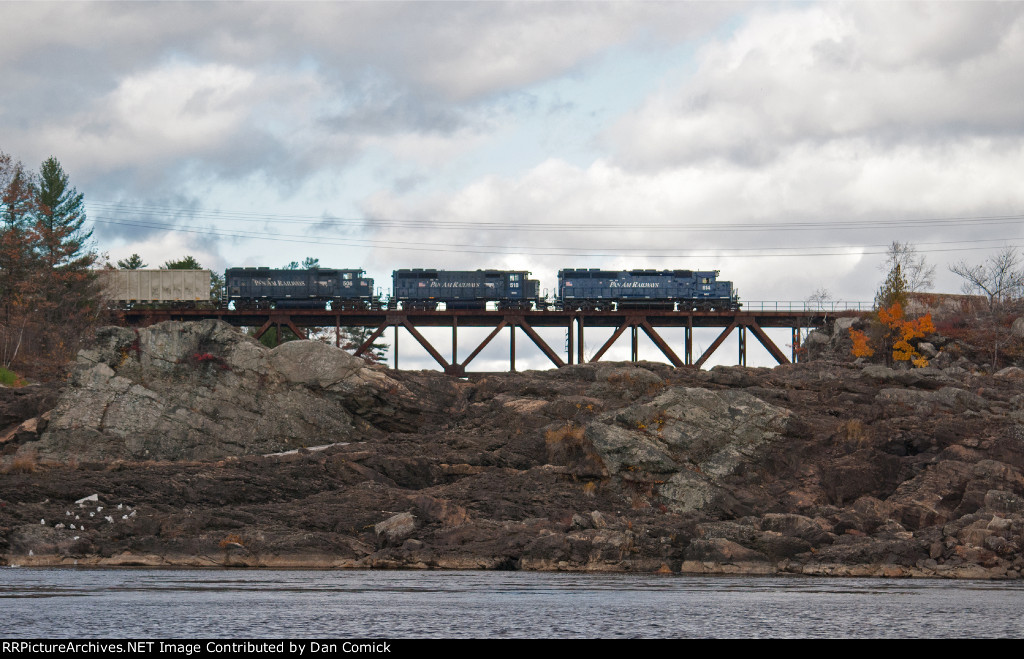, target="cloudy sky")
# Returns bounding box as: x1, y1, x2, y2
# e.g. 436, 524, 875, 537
3, 1, 1023, 368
